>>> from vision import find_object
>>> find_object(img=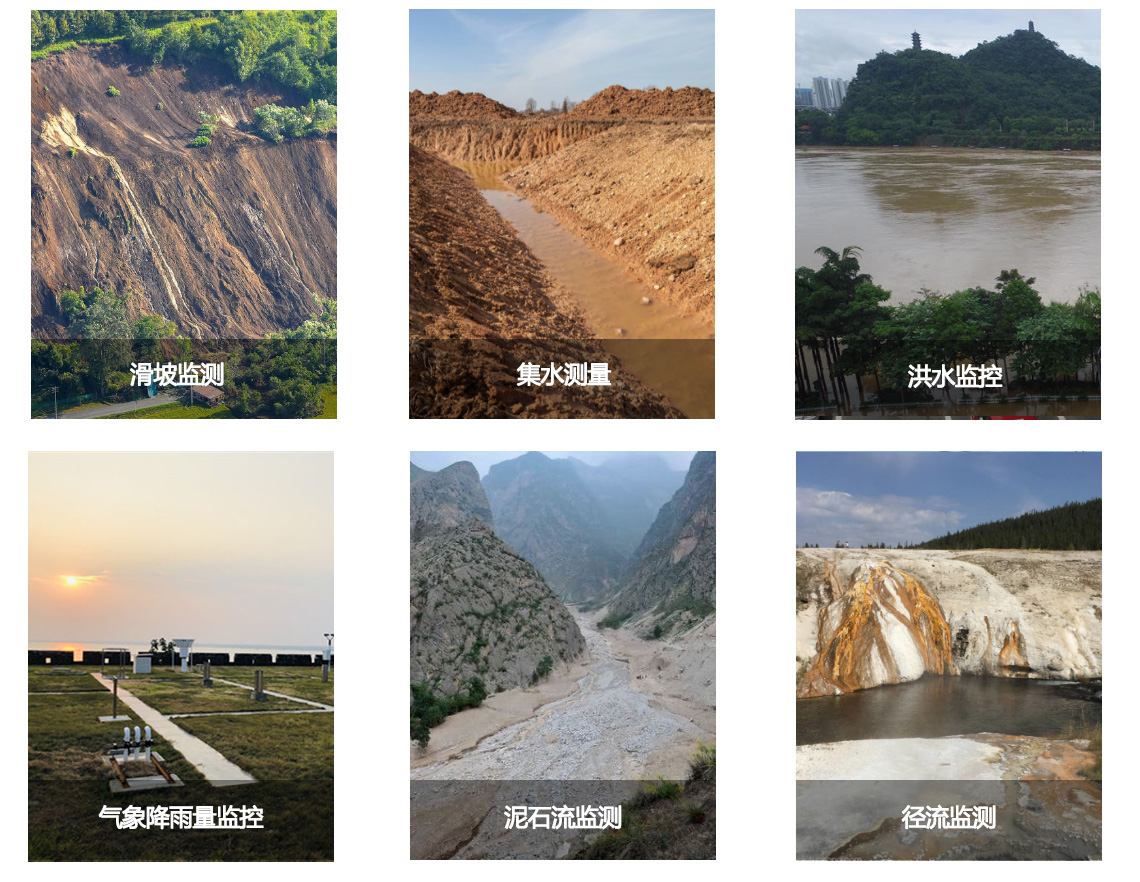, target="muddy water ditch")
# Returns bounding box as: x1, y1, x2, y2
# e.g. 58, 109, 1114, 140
468, 171, 713, 418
